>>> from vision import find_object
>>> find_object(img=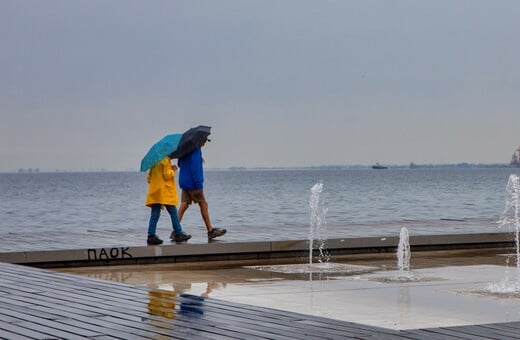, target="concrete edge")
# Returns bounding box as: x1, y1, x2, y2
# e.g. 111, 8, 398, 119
0, 232, 515, 268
